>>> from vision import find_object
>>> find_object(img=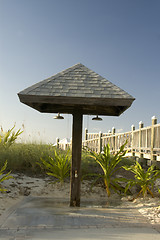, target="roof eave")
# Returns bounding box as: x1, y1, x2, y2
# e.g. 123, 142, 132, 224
18, 93, 135, 107
18, 93, 135, 116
